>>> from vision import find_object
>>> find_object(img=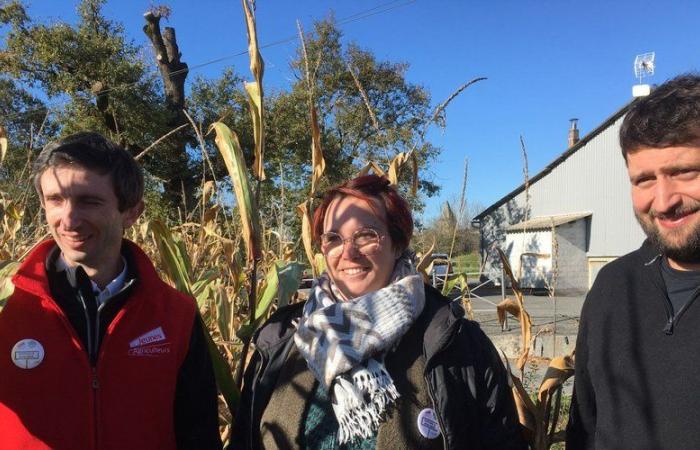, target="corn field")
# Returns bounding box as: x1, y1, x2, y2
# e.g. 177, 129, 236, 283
0, 2, 574, 448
